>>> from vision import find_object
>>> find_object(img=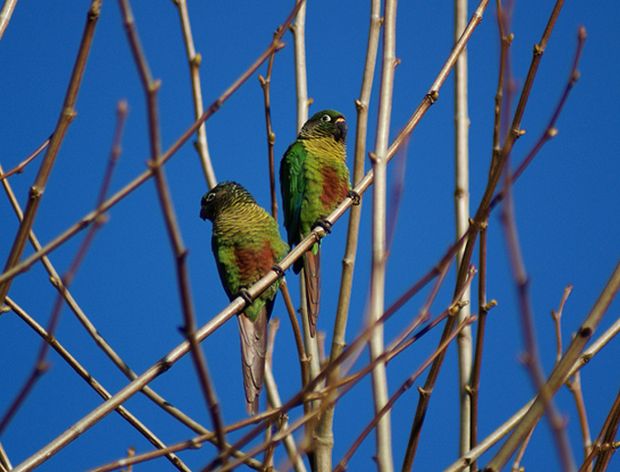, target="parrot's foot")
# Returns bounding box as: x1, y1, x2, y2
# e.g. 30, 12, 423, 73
271, 264, 285, 277
312, 218, 333, 234
238, 288, 253, 306
348, 190, 361, 206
